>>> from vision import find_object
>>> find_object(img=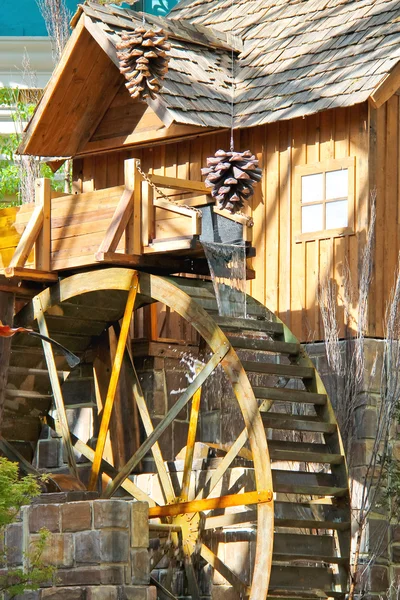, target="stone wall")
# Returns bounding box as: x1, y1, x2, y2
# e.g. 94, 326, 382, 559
0, 497, 154, 600
308, 339, 400, 598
